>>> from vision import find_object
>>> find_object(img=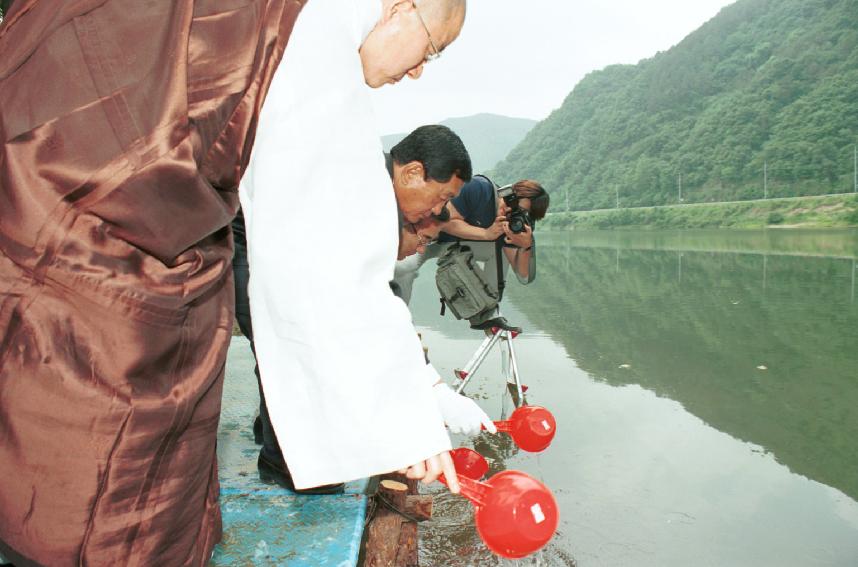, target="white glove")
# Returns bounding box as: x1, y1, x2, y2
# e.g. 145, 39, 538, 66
432, 383, 498, 436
